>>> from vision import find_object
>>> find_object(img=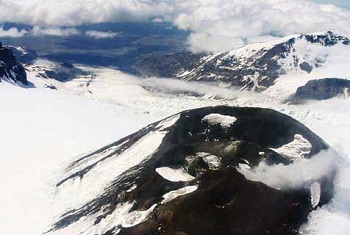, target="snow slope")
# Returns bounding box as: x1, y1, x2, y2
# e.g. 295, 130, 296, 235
0, 82, 155, 234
